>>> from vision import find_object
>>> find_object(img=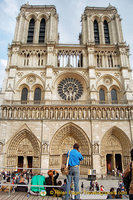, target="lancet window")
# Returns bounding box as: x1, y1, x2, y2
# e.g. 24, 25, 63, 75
104, 20, 110, 44
27, 18, 35, 43
111, 88, 118, 104
94, 20, 100, 44
34, 87, 41, 104
21, 88, 28, 104
39, 18, 45, 43
99, 89, 105, 104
